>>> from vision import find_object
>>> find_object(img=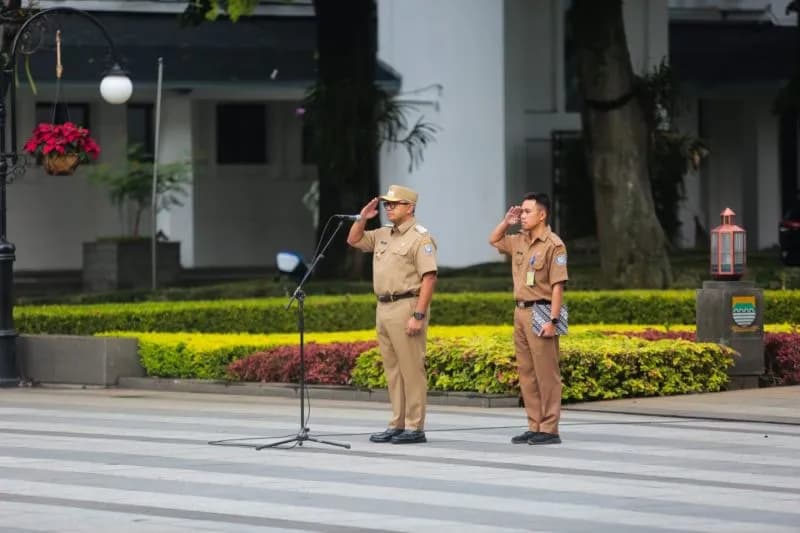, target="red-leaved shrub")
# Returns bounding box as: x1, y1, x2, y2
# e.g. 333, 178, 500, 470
608, 329, 800, 386
227, 341, 378, 385
765, 333, 800, 385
